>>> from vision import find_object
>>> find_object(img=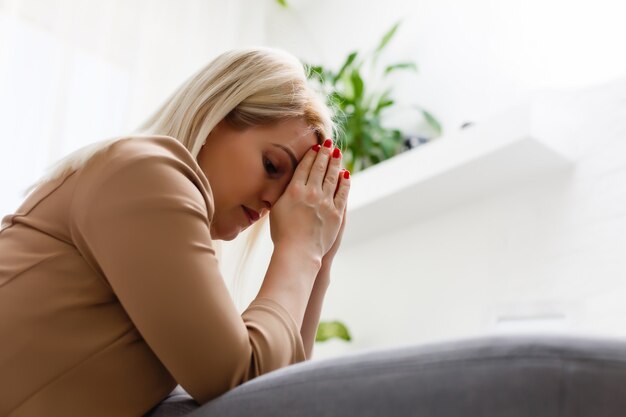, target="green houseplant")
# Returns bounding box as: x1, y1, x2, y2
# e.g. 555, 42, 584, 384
306, 22, 441, 344
316, 320, 351, 343
305, 21, 442, 174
